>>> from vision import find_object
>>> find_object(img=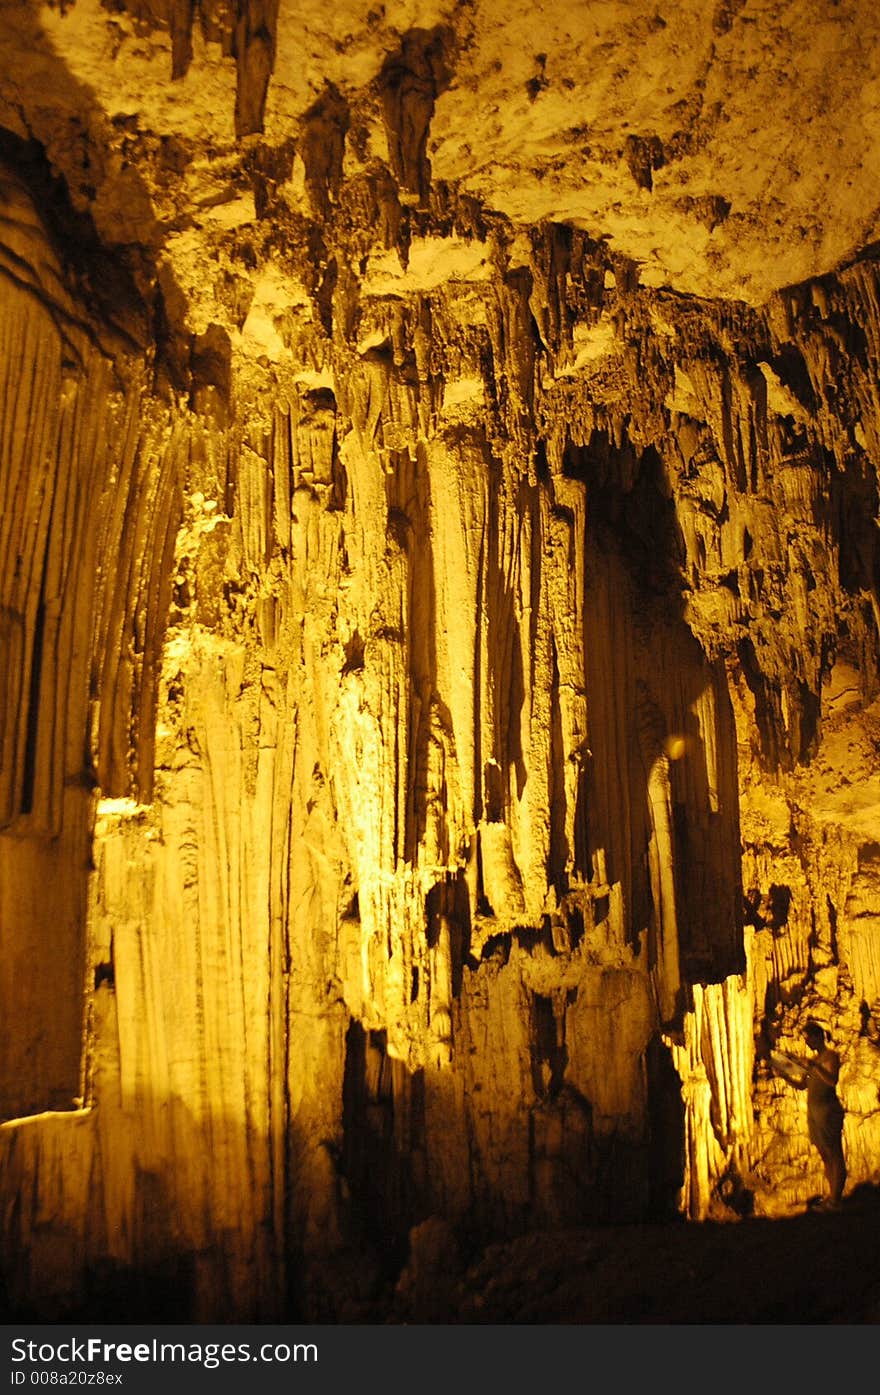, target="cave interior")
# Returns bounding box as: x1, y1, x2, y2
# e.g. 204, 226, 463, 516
1, 0, 880, 1325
